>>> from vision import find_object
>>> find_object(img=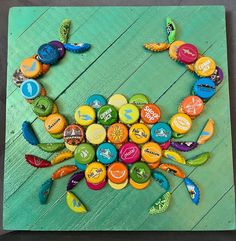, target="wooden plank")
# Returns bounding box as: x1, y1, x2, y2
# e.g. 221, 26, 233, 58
192, 186, 236, 230
3, 6, 235, 231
